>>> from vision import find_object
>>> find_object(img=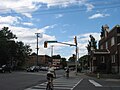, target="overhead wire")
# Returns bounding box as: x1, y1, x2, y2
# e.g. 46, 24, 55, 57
0, 0, 120, 15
